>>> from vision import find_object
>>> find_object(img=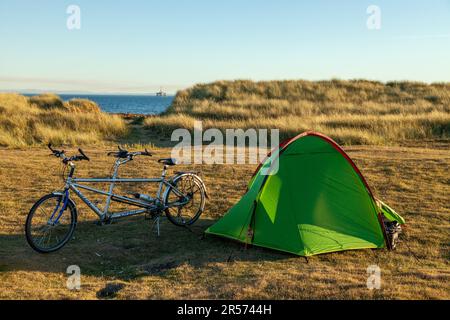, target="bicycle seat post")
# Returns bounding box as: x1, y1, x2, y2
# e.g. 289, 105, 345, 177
103, 158, 127, 220
161, 164, 168, 178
